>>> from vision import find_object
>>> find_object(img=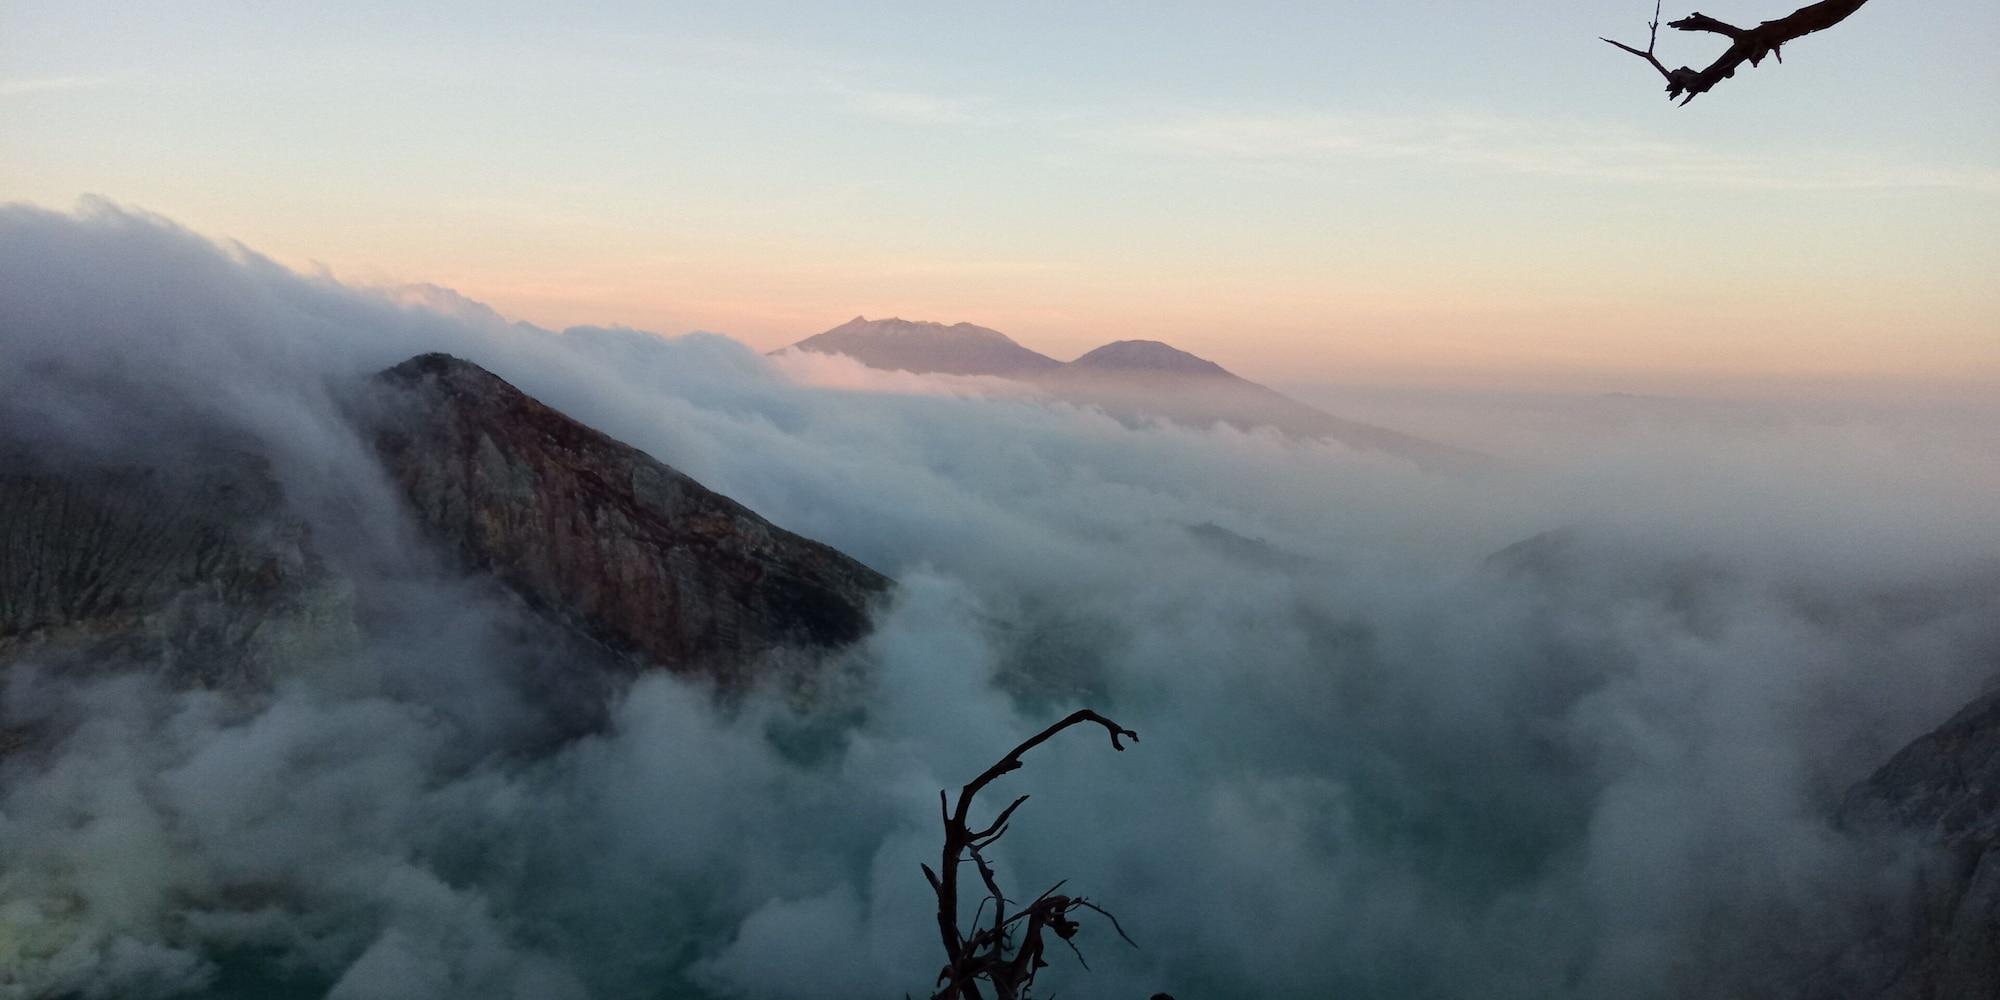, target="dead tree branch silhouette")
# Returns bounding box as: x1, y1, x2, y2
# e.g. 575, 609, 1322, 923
922, 709, 1142, 1000
1602, 0, 1872, 104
